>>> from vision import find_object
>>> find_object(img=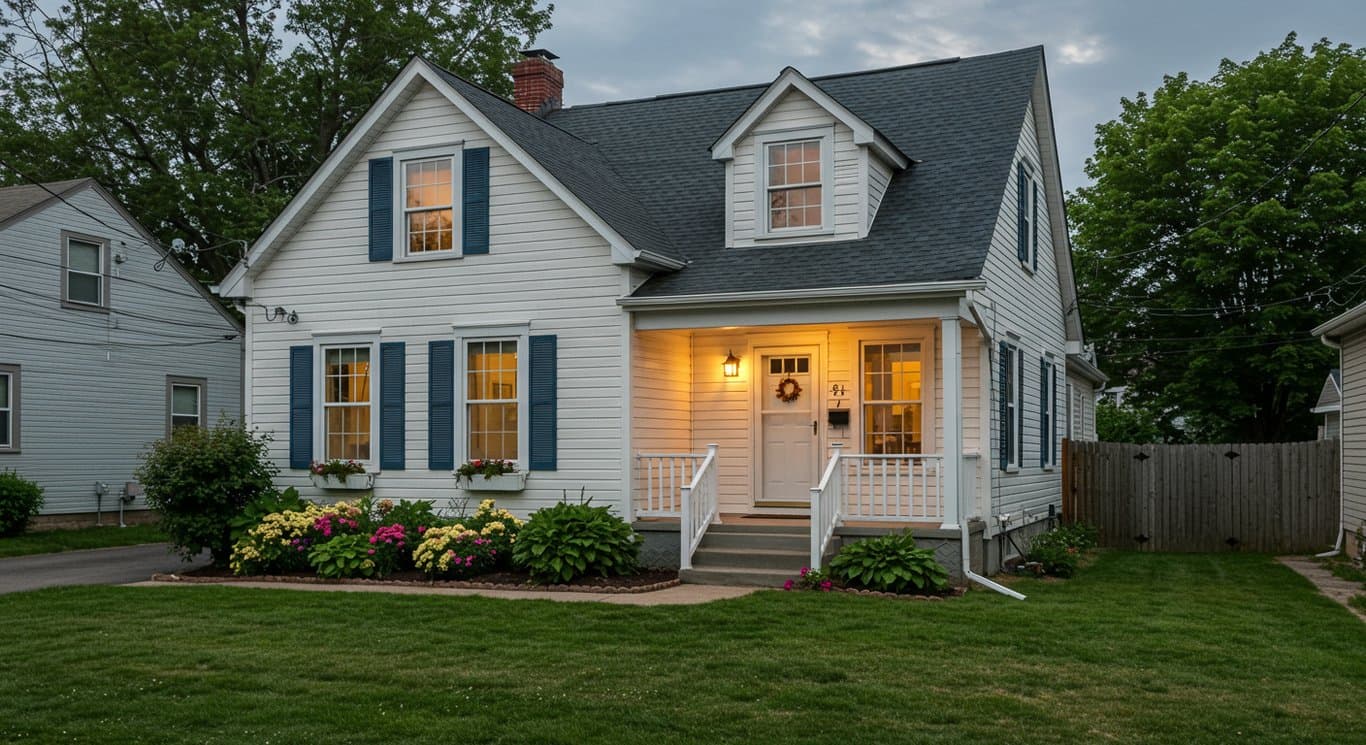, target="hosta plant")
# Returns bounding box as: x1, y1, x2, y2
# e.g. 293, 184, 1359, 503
829, 531, 949, 594
513, 497, 639, 584
308, 534, 379, 579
